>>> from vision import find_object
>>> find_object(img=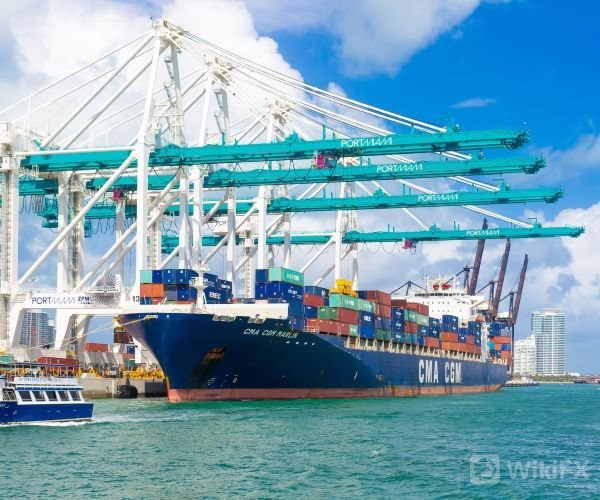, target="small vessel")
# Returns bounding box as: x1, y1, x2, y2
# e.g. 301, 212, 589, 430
0, 376, 93, 424
505, 377, 540, 387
